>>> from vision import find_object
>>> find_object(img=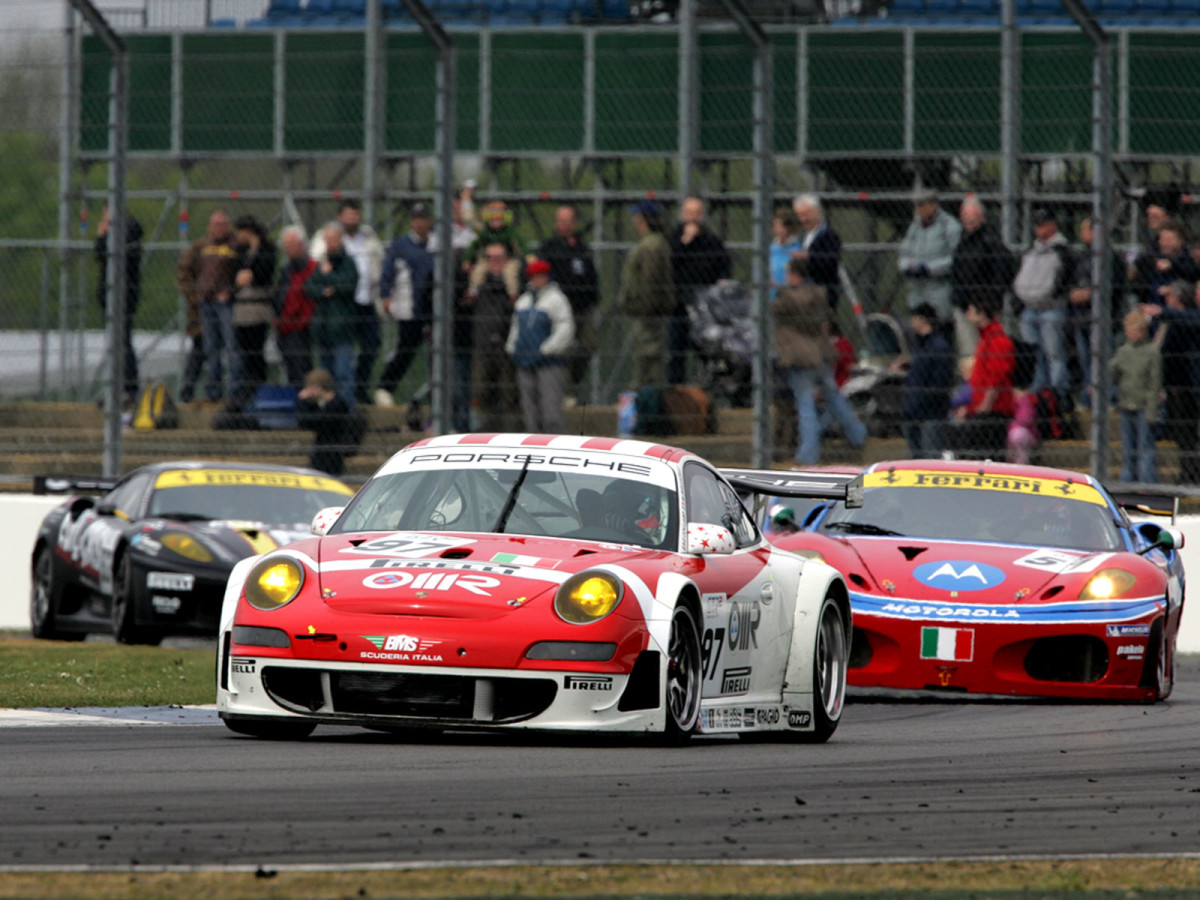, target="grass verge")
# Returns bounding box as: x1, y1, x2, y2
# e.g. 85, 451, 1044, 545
1, 860, 1200, 900
0, 634, 214, 708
